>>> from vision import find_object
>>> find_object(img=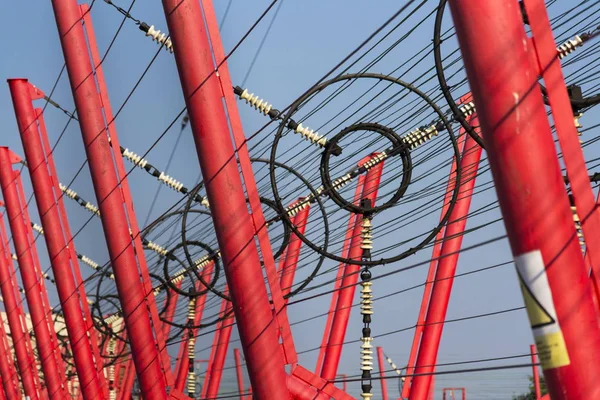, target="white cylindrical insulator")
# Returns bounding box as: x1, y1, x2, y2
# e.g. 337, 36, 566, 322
360, 337, 374, 371
361, 393, 374, 399
403, 125, 439, 149
58, 183, 78, 200
295, 123, 328, 148
145, 25, 174, 53
239, 89, 273, 116
459, 101, 476, 118
105, 313, 122, 325
122, 148, 148, 169
109, 390, 117, 400
32, 223, 44, 235
362, 152, 388, 171
361, 282, 373, 315
200, 197, 211, 209
158, 172, 184, 192
80, 254, 100, 271
361, 218, 373, 250
285, 199, 310, 218
187, 371, 196, 394
193, 254, 213, 269
145, 240, 169, 256
108, 365, 115, 381
332, 173, 353, 191
85, 202, 100, 216
188, 337, 196, 355
557, 35, 583, 59
188, 299, 196, 320
11, 253, 17, 261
